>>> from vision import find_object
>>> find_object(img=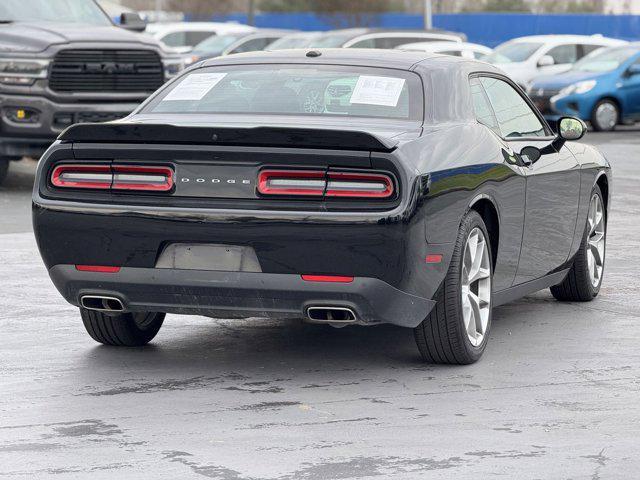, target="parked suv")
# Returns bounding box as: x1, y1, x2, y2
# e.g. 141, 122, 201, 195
0, 0, 182, 185
485, 34, 626, 88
